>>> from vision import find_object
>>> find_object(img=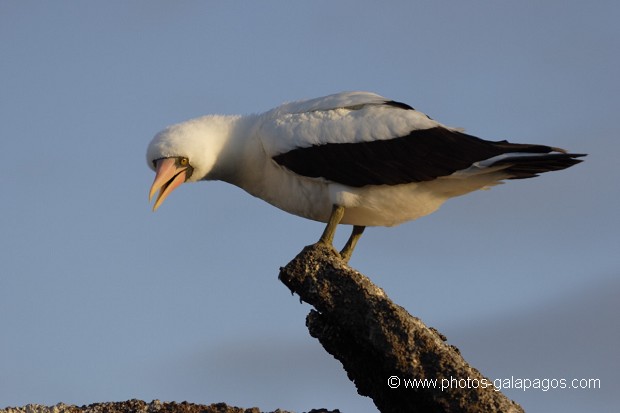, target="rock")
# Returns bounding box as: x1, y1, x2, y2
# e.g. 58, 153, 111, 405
279, 244, 524, 413
0, 400, 337, 413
